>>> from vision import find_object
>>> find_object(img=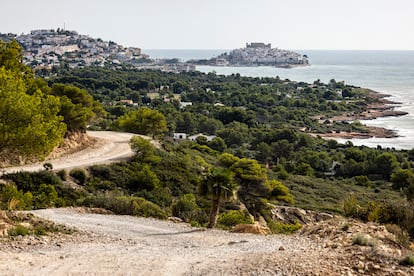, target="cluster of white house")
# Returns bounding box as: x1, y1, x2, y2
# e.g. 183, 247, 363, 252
6, 29, 146, 69
1, 29, 195, 73
173, 133, 216, 142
